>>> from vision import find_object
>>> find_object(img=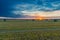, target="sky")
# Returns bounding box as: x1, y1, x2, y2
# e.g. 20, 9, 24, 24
0, 0, 60, 18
